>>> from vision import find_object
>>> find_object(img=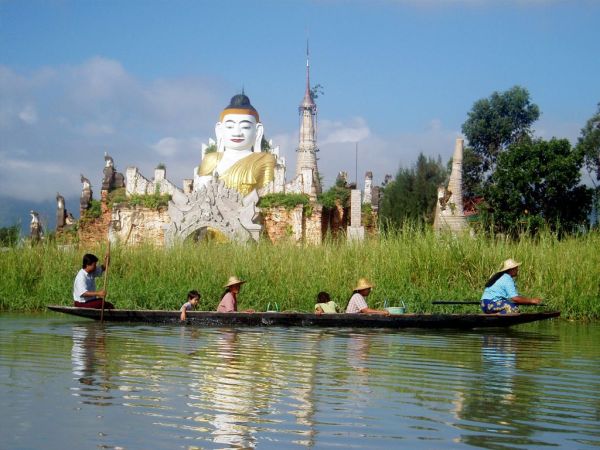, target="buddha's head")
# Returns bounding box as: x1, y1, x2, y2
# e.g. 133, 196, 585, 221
215, 94, 263, 153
